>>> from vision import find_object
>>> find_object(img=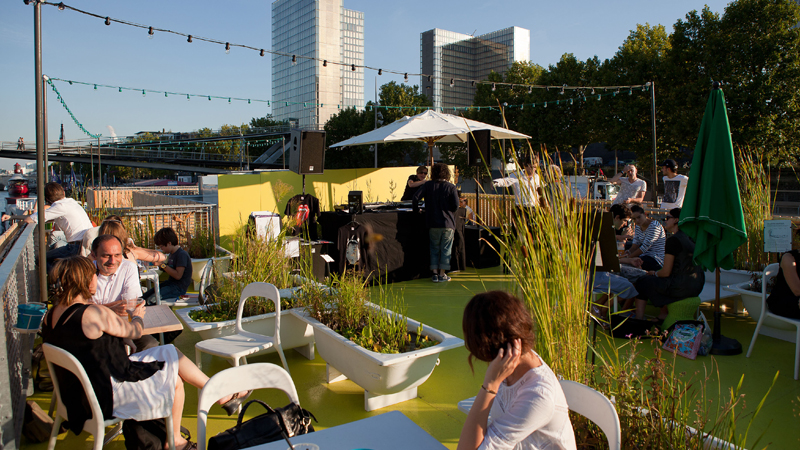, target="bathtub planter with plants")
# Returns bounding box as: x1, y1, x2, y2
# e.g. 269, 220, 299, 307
291, 274, 463, 411
723, 280, 796, 343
